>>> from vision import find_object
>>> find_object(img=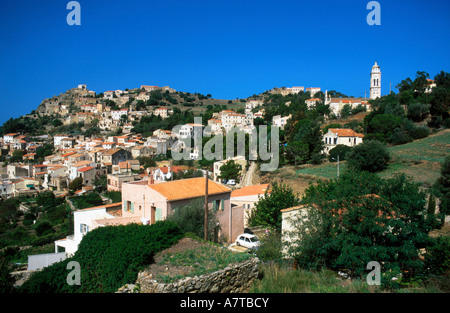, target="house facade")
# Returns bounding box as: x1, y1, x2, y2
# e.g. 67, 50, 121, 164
322, 128, 364, 154
121, 177, 237, 241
